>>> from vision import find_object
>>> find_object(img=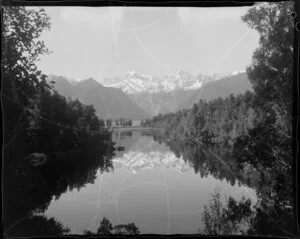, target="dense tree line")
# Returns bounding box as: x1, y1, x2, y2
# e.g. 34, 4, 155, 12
2, 6, 109, 156
104, 118, 133, 127
2, 6, 116, 237
142, 91, 262, 145
115, 118, 133, 127
30, 88, 108, 153
152, 133, 294, 236
84, 217, 140, 235
3, 126, 115, 237
142, 2, 295, 236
